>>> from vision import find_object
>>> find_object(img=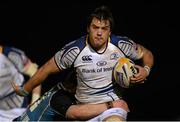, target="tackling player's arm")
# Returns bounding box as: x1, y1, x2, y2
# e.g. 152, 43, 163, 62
131, 44, 154, 82
66, 100, 129, 120
12, 56, 61, 96
23, 59, 41, 103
